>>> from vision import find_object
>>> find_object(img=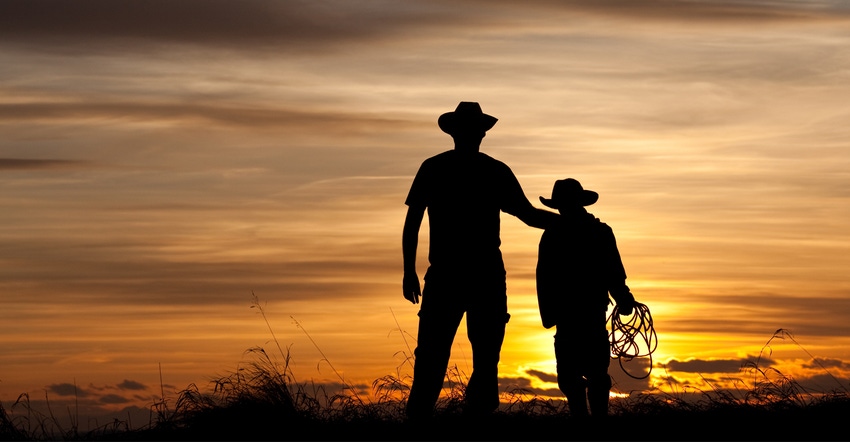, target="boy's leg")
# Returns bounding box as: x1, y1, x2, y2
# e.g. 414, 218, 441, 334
554, 332, 589, 417
586, 325, 613, 417
587, 373, 612, 417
